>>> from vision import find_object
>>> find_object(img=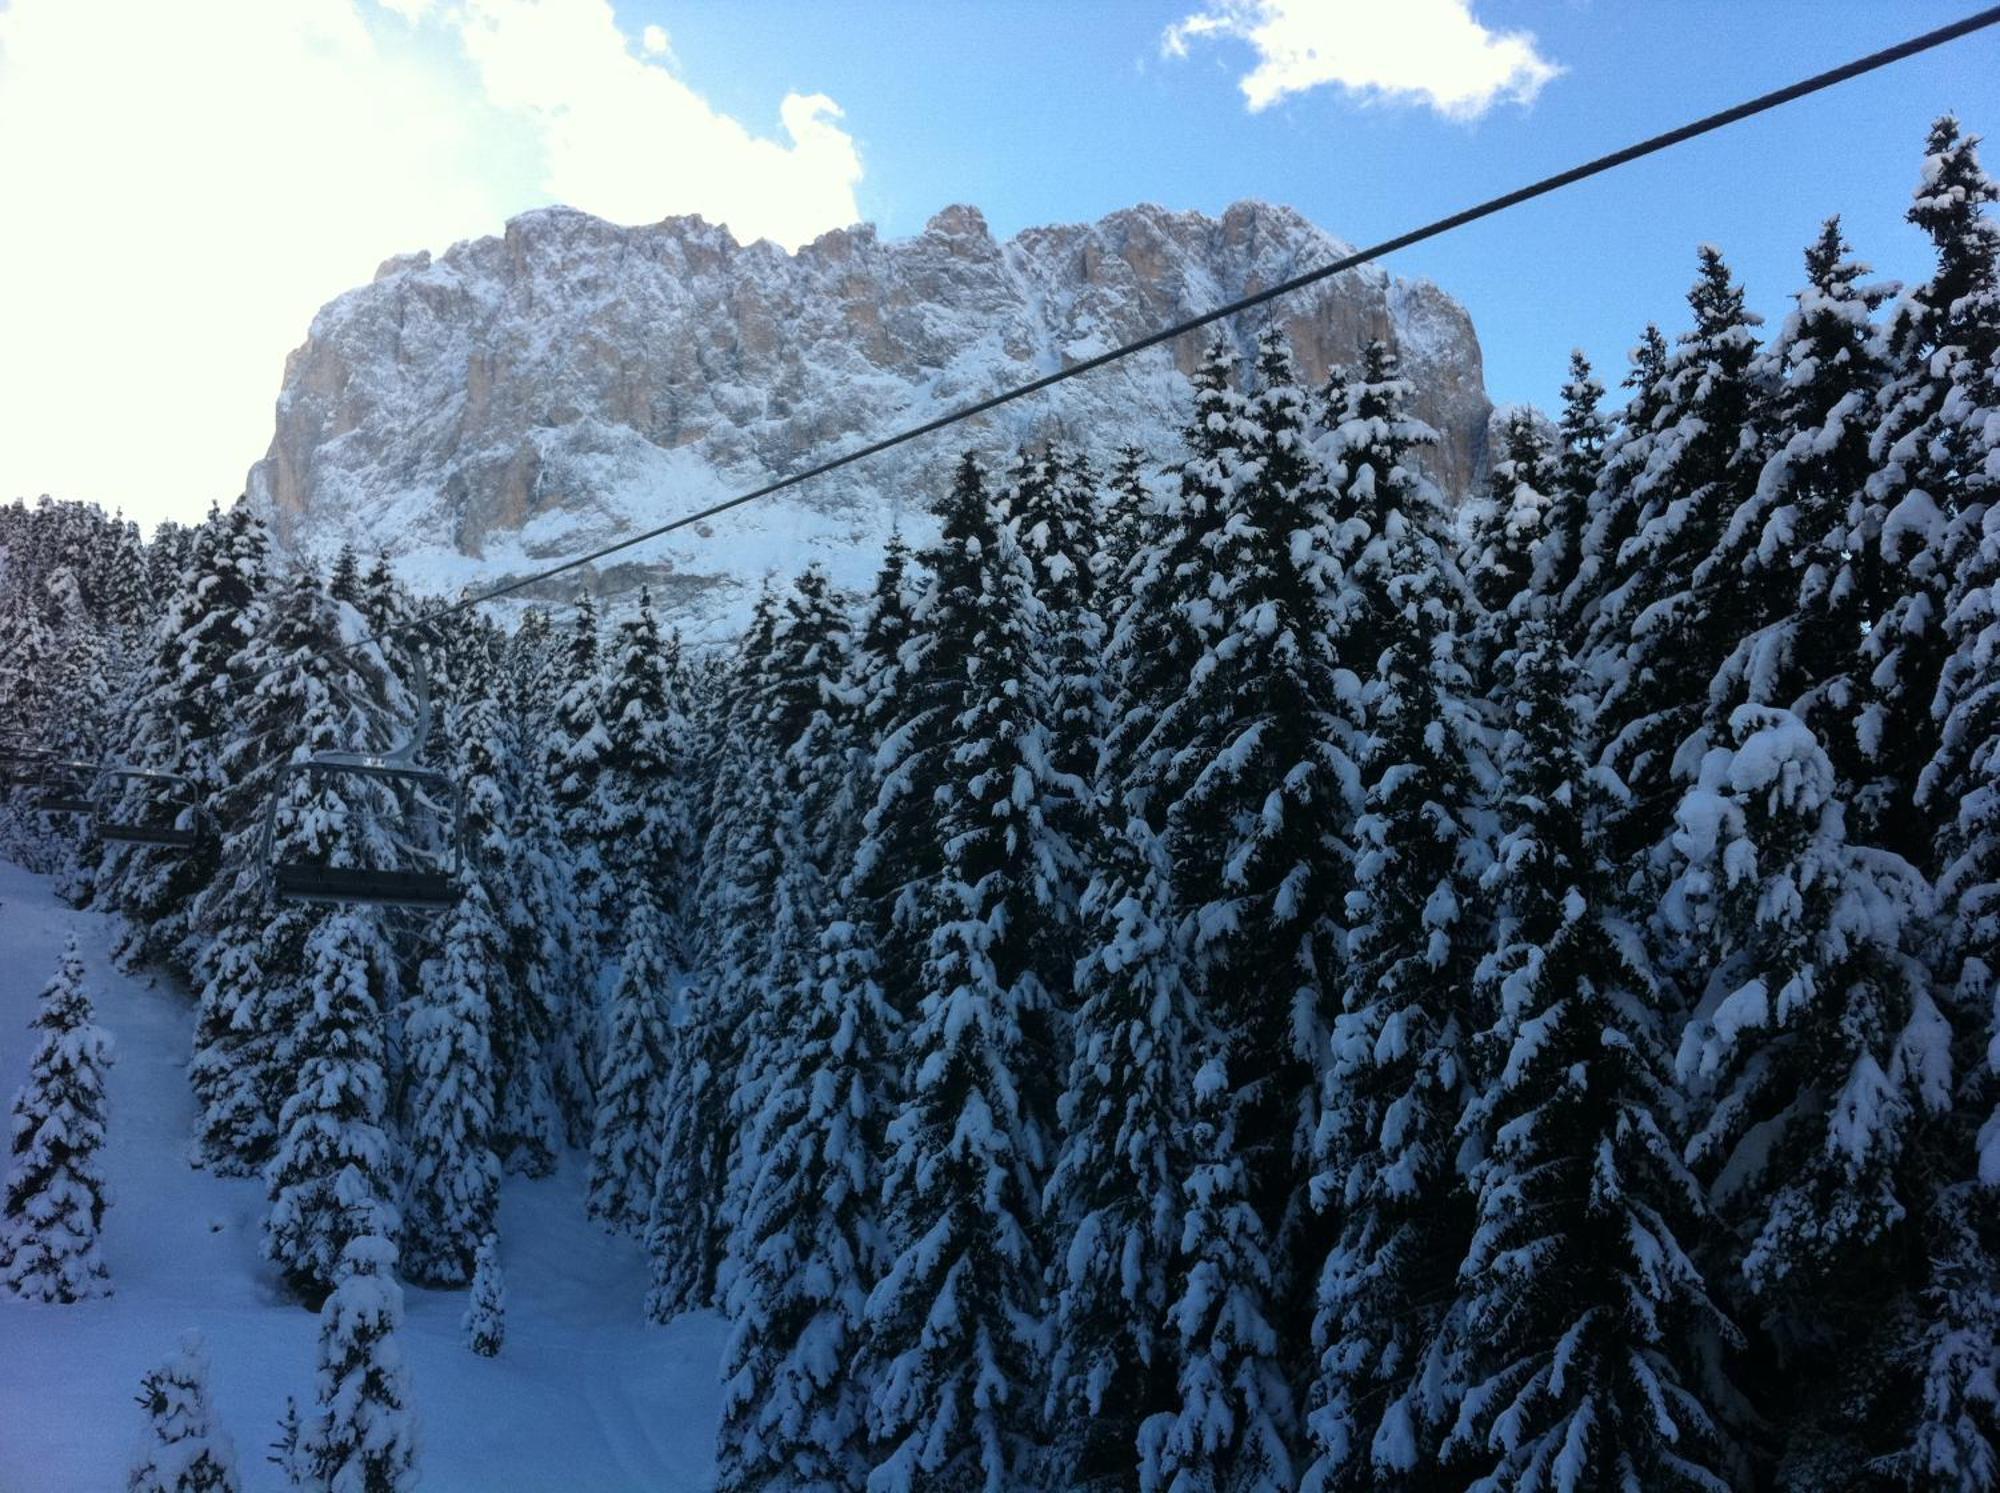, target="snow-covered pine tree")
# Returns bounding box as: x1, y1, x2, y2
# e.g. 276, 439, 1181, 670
587, 888, 675, 1234
1594, 246, 1765, 860
1707, 219, 1889, 789
298, 1234, 419, 1493
1900, 294, 2000, 1488
644, 589, 782, 1318
859, 453, 1065, 1492
1666, 705, 1946, 1481
1460, 405, 1556, 695
400, 876, 503, 1287
1009, 440, 1105, 925
642, 612, 774, 1321
1044, 810, 1195, 1491
99, 501, 268, 973
1863, 137, 2000, 1468
1, 934, 114, 1302
721, 569, 856, 1213
1529, 350, 1608, 621
714, 607, 894, 1491
128, 1331, 240, 1493
94, 512, 155, 648
1563, 325, 1669, 638
268, 1398, 306, 1489
0, 593, 69, 872
184, 565, 361, 1178
1445, 621, 1744, 1490
499, 649, 590, 1154
548, 592, 611, 960
1100, 339, 1248, 824
442, 615, 561, 1179
1307, 338, 1488, 1487
463, 1233, 505, 1357
1100, 444, 1153, 590
1462, 406, 1555, 626
263, 909, 400, 1306
595, 586, 689, 934
1149, 328, 1360, 1493
1855, 118, 2000, 865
